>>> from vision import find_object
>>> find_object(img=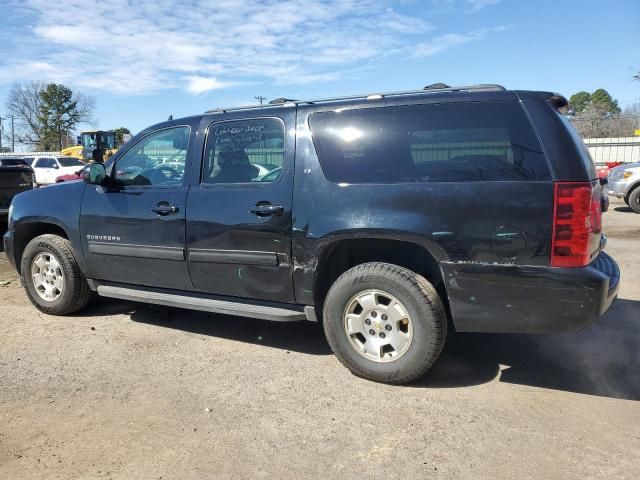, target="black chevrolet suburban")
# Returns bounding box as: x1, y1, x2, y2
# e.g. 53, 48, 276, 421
3, 84, 620, 384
